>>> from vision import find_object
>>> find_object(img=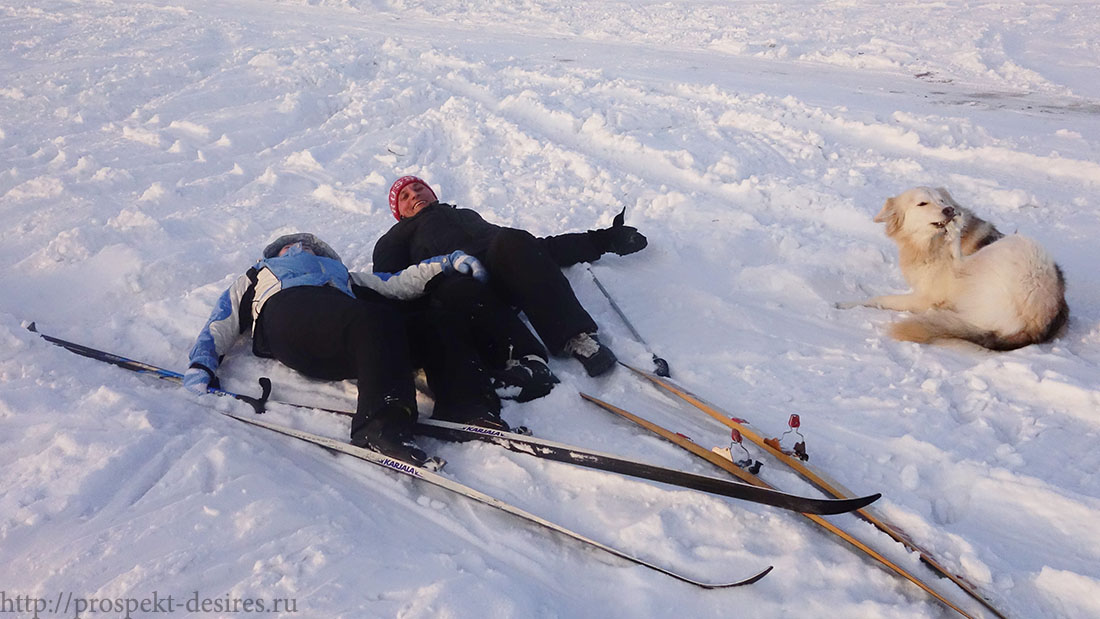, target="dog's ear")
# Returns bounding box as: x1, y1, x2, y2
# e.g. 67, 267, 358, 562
934, 187, 961, 208
873, 198, 893, 223
874, 198, 903, 236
